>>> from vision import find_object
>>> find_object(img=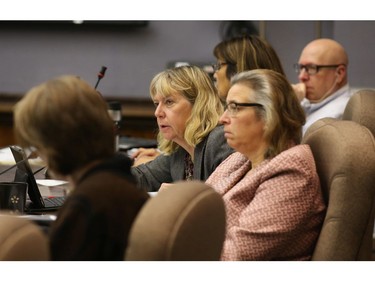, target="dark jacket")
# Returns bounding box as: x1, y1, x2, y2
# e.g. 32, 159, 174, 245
49, 154, 149, 261
131, 125, 235, 192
